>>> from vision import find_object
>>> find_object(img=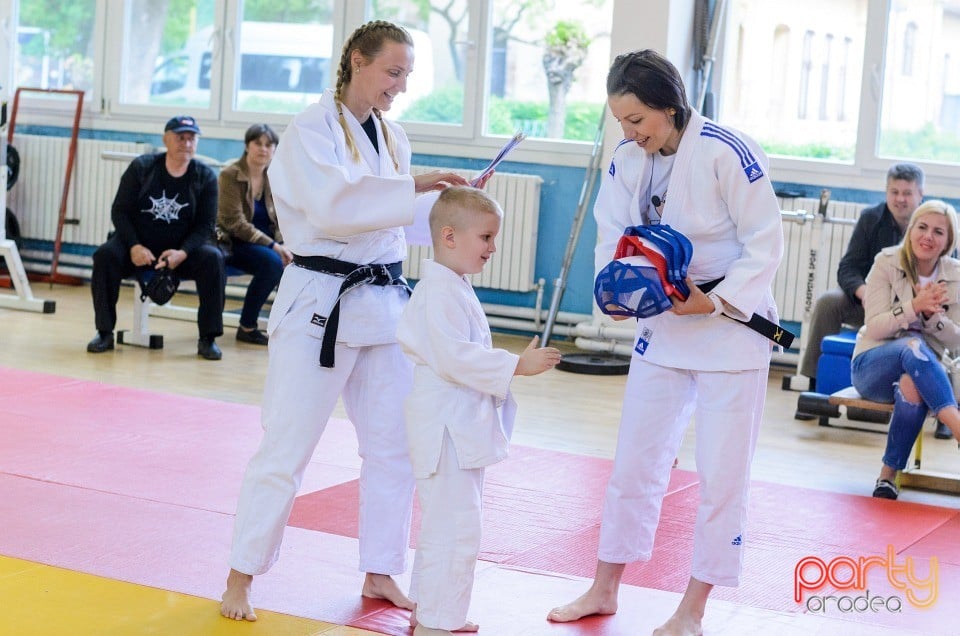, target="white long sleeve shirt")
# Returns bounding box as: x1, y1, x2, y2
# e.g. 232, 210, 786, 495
397, 260, 519, 478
